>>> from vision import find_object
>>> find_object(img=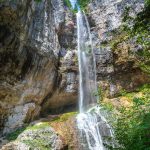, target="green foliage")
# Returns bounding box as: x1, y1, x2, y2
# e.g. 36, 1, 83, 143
6, 127, 26, 141
104, 27, 130, 51
119, 84, 150, 98
26, 122, 50, 130
138, 84, 150, 93
6, 122, 53, 150
108, 0, 150, 74
64, 0, 72, 8
23, 139, 51, 150
78, 0, 90, 11
102, 102, 114, 112
64, 0, 78, 13
97, 87, 104, 102
105, 84, 150, 150
34, 0, 42, 2
22, 123, 53, 150
121, 1, 150, 74
6, 122, 50, 141
6, 112, 77, 143
114, 98, 150, 150
64, 0, 90, 12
